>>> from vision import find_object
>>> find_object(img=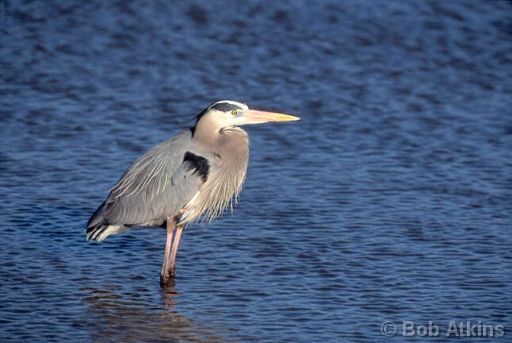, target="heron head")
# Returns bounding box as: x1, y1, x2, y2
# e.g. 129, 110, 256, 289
200, 100, 300, 129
